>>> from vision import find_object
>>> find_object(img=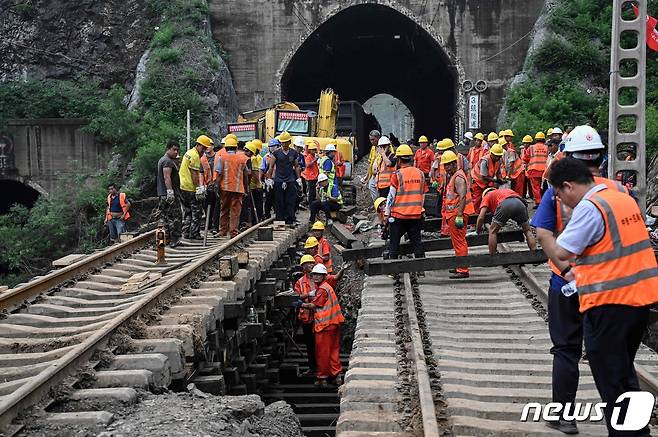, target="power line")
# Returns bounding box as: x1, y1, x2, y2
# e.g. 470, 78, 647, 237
458, 27, 534, 67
